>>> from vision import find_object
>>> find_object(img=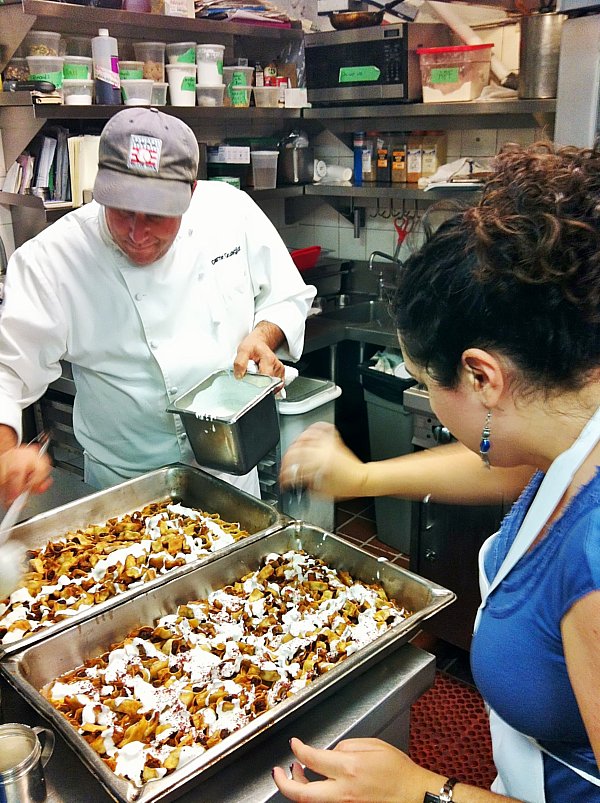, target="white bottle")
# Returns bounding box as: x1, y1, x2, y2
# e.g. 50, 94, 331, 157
92, 28, 120, 105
